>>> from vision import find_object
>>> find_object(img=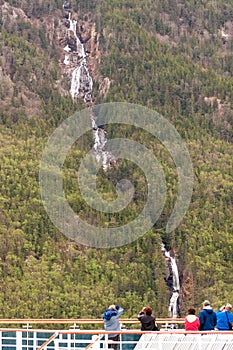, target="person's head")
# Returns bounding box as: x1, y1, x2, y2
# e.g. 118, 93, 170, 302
188, 307, 196, 315
108, 305, 116, 310
202, 300, 210, 307
226, 303, 232, 311
144, 306, 153, 315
